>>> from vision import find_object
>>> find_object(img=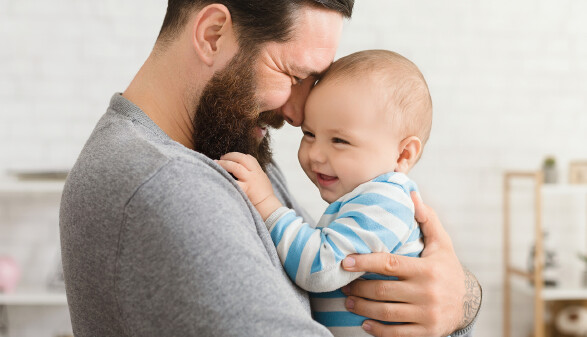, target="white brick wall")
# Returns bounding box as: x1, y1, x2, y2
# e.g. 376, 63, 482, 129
0, 0, 166, 171
2, 0, 587, 336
